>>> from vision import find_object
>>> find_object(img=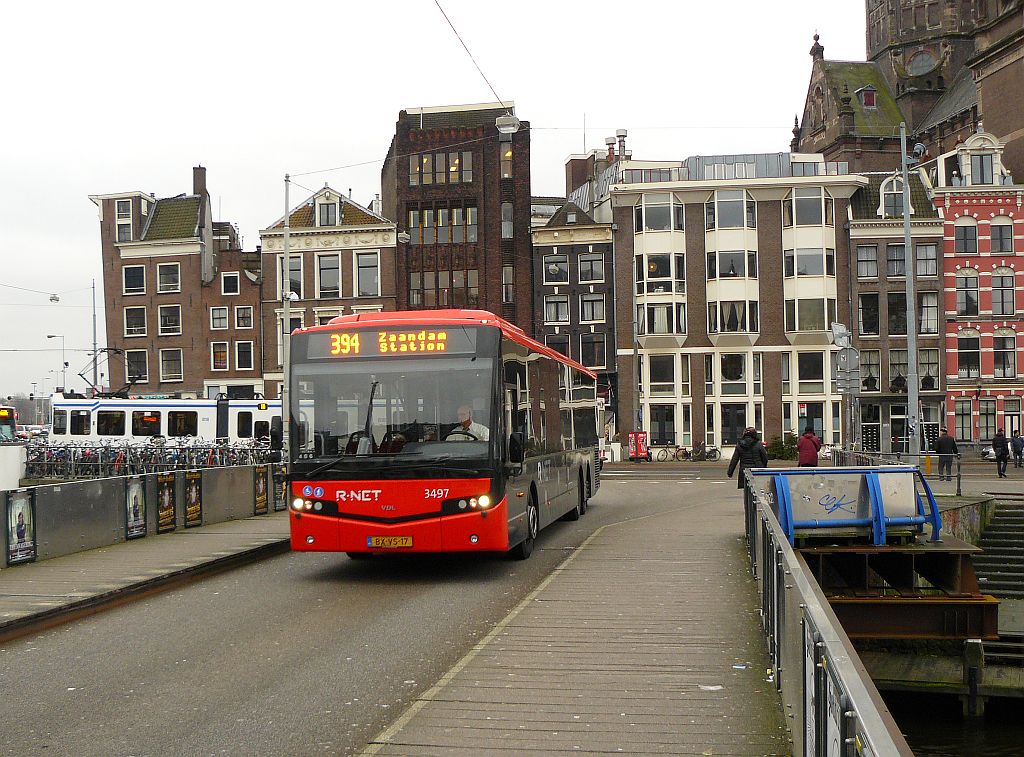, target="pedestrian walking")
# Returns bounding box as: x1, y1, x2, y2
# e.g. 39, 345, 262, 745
993, 428, 1010, 478
1012, 431, 1024, 468
796, 426, 822, 467
933, 427, 959, 481
727, 426, 768, 489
